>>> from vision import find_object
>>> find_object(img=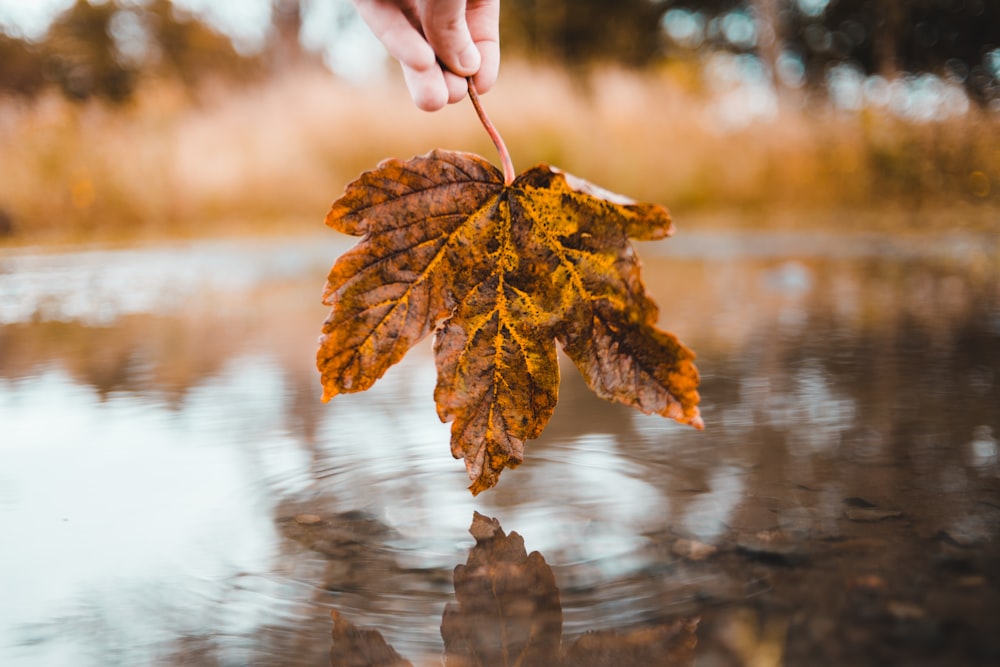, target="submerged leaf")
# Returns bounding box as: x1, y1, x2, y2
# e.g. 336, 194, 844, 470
318, 149, 702, 494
